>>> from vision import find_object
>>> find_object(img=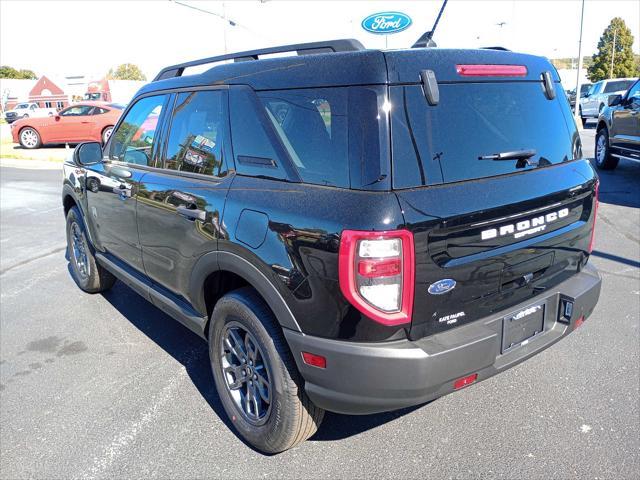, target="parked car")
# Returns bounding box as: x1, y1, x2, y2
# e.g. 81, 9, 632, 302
4, 102, 57, 124
11, 102, 123, 149
62, 39, 601, 453
595, 79, 640, 170
579, 77, 637, 126
566, 83, 592, 109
